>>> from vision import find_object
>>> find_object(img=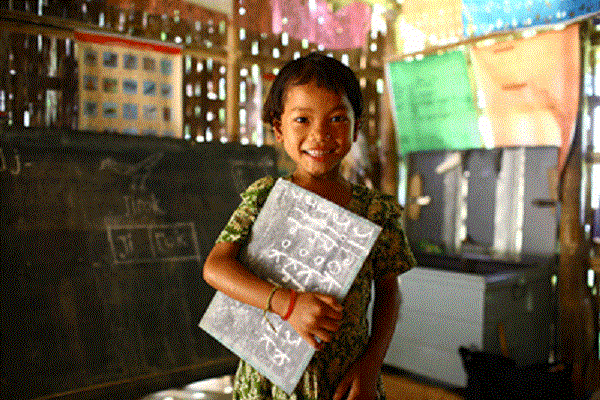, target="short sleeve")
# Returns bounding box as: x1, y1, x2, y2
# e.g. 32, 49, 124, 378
215, 176, 276, 244
366, 193, 417, 281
